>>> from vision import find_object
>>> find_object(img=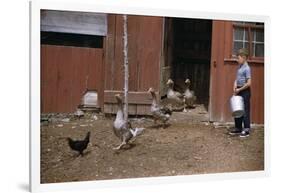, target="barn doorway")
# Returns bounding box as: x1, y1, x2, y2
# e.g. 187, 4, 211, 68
163, 18, 212, 109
